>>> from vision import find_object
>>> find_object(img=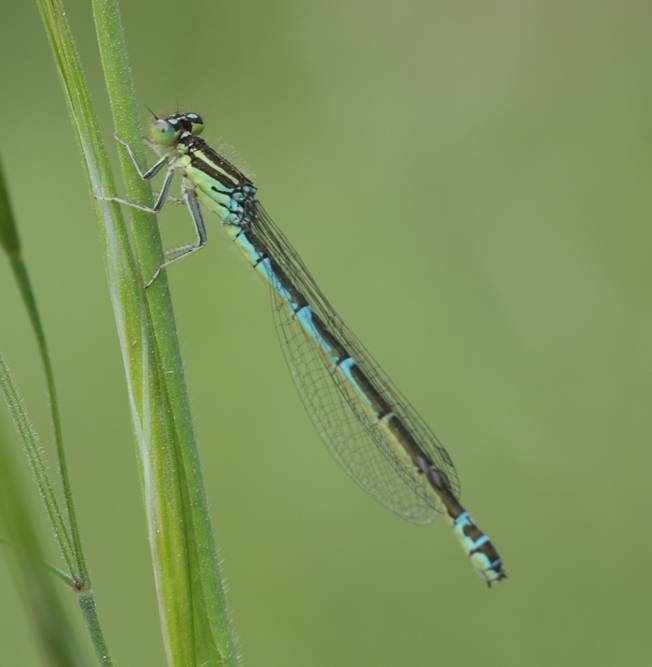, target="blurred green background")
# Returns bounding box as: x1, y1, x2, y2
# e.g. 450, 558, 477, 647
1, 1, 651, 665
